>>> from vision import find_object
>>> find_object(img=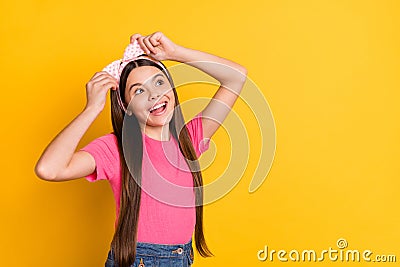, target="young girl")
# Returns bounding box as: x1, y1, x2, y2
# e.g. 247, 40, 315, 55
35, 31, 247, 267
